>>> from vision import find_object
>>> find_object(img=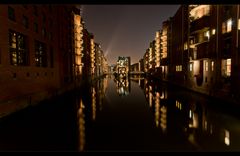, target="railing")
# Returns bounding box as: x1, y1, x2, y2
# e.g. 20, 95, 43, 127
190, 15, 210, 33
189, 42, 209, 60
